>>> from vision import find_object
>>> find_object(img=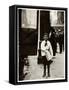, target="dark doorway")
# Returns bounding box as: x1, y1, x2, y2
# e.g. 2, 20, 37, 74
40, 11, 50, 40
